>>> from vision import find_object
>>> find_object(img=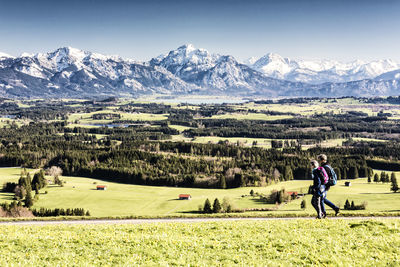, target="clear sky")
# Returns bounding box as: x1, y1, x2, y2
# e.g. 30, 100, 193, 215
0, 0, 399, 62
